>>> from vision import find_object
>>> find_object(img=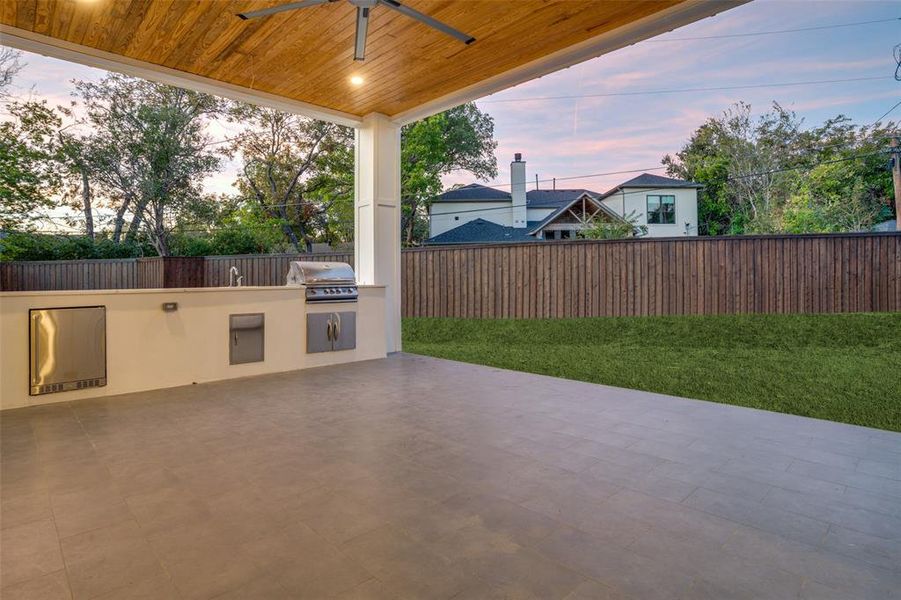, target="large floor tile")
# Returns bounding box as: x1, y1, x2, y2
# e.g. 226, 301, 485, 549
1, 354, 898, 599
